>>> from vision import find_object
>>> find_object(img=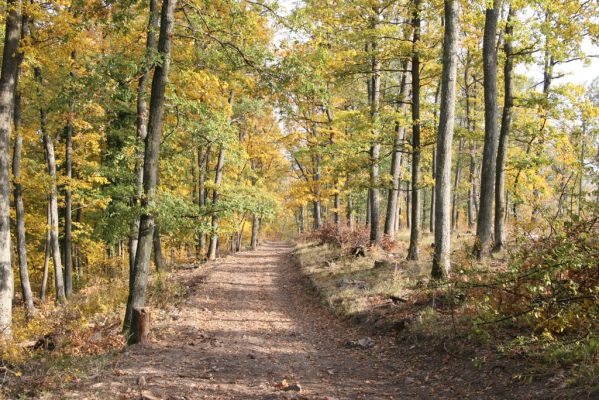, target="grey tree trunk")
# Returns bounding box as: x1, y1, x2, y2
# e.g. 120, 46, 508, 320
369, 40, 381, 245
493, 7, 514, 253
298, 205, 305, 233
208, 145, 225, 260
333, 187, 341, 231
432, 0, 459, 279
429, 146, 435, 233
0, 0, 23, 337
451, 138, 463, 231
63, 119, 73, 297
313, 153, 323, 229
384, 65, 409, 237
153, 225, 164, 270
12, 44, 34, 314
474, 1, 500, 258
129, 0, 159, 278
124, 0, 176, 341
347, 195, 354, 229
40, 204, 51, 300
35, 67, 66, 304
251, 214, 259, 250
197, 146, 207, 253
407, 0, 421, 260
